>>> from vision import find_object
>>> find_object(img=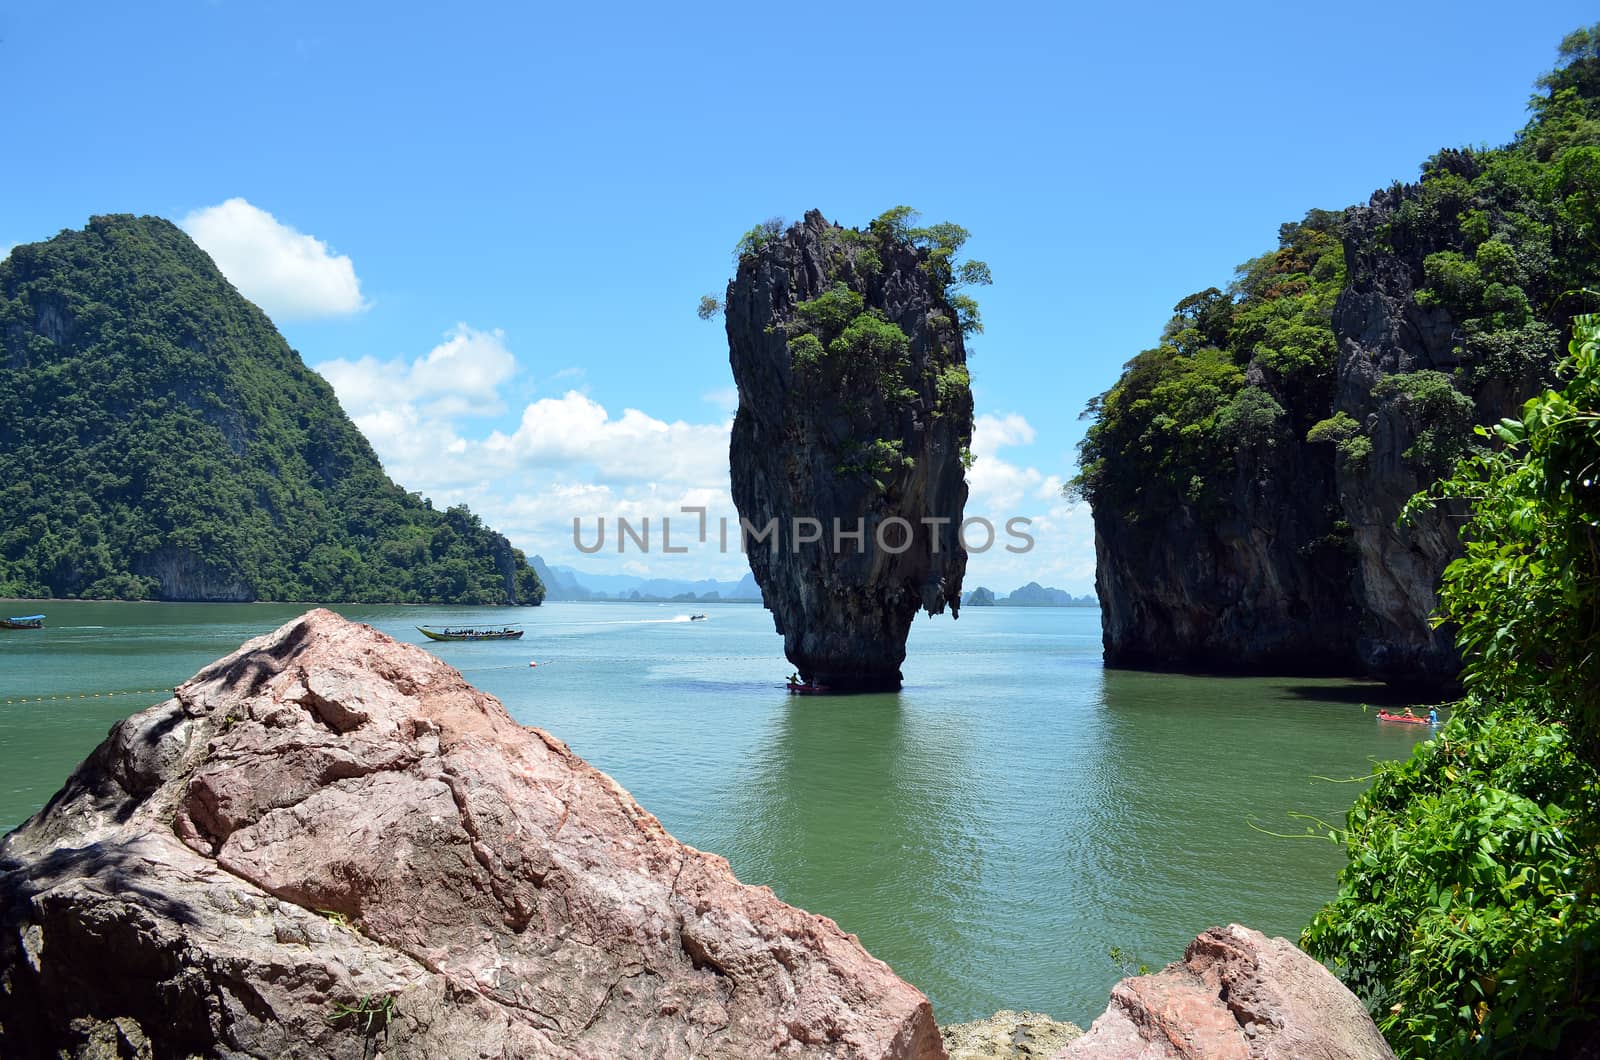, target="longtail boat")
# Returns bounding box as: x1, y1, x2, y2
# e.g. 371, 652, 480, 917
417, 626, 523, 642
0, 614, 44, 630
